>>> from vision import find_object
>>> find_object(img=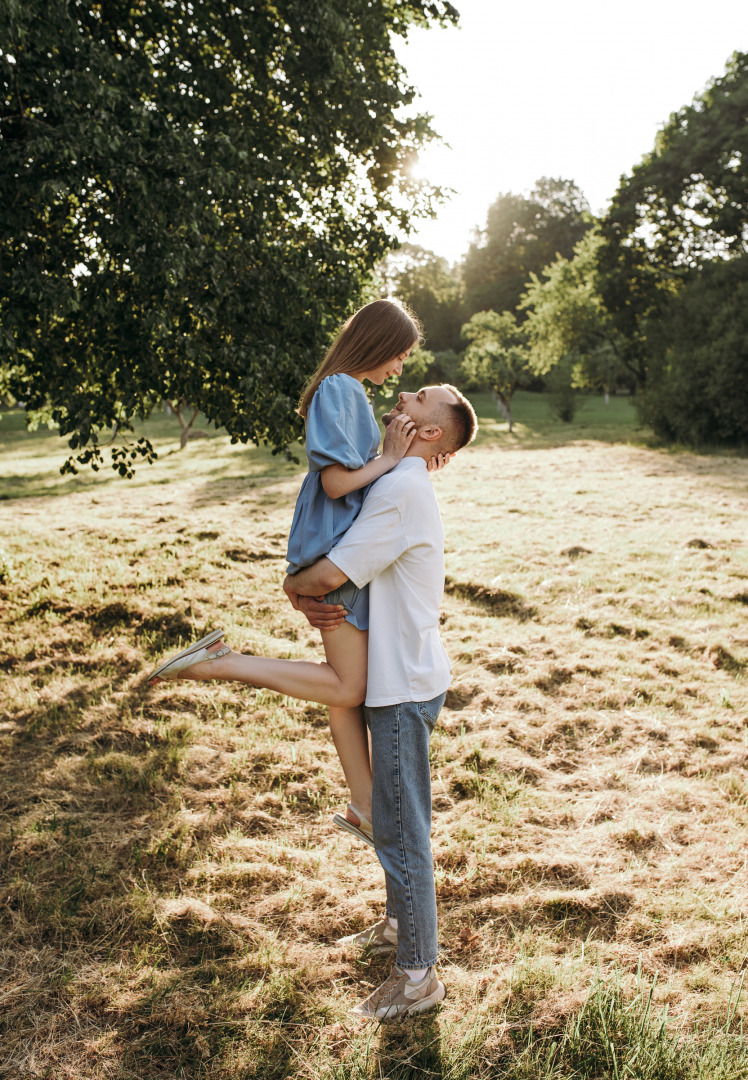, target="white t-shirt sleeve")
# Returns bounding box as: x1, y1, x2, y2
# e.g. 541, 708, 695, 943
327, 491, 408, 589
